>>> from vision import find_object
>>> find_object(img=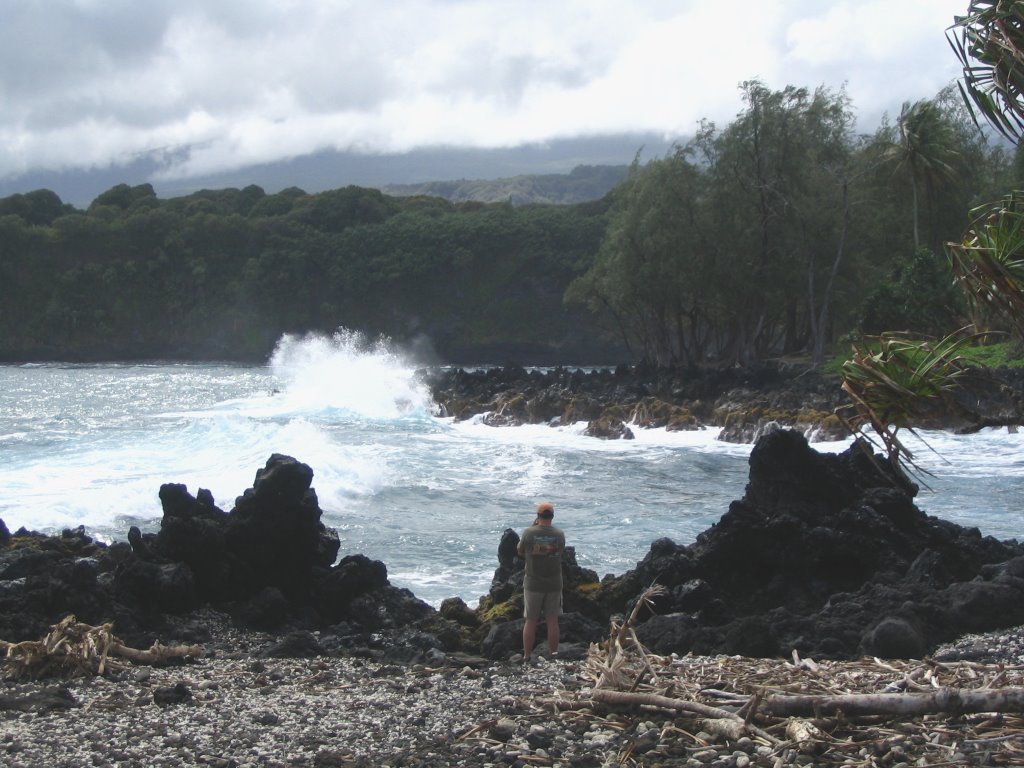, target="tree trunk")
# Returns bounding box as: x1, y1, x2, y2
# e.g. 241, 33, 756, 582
763, 686, 1024, 718
590, 685, 1024, 721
